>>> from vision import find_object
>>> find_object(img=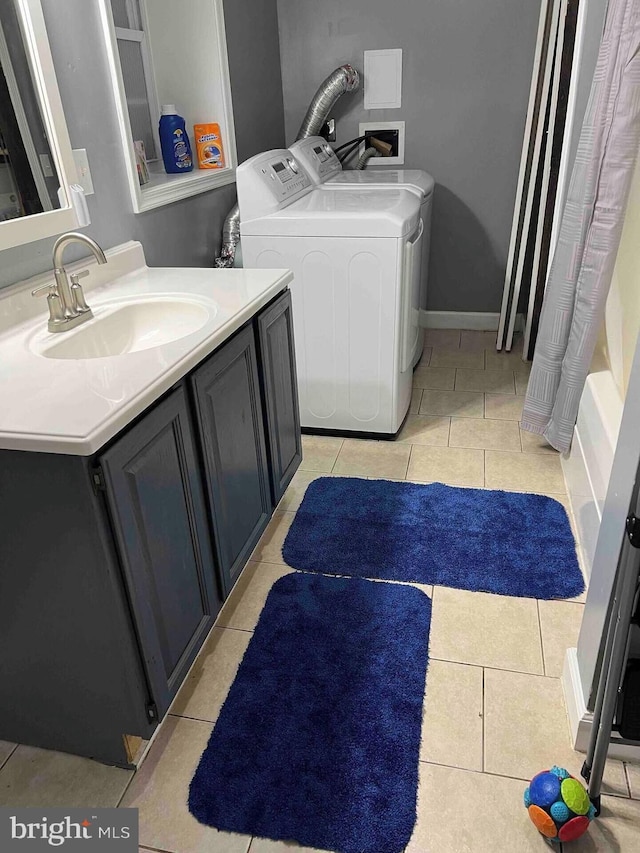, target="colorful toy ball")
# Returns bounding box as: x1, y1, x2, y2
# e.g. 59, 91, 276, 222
524, 766, 596, 843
